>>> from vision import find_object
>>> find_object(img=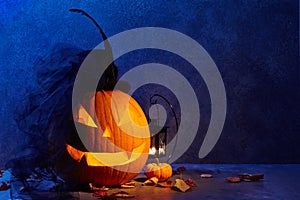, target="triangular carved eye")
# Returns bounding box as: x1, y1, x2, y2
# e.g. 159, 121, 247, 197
103, 127, 112, 138
75, 104, 98, 128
